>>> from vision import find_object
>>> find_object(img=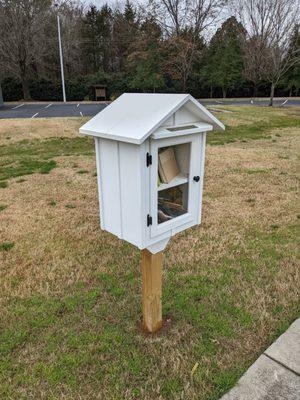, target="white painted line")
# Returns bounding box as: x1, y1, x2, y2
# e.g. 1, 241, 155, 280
31, 113, 39, 119
215, 100, 223, 104
251, 100, 254, 104
77, 103, 80, 108
80, 111, 83, 117
12, 103, 24, 110
281, 99, 288, 106
105, 102, 109, 106
45, 103, 52, 109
